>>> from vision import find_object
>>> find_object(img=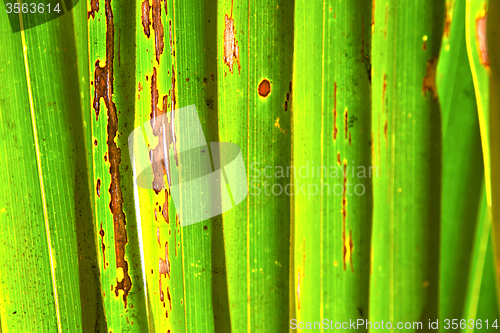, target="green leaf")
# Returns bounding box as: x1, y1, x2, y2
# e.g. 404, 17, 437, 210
369, 0, 444, 325
0, 11, 85, 333
217, 1, 294, 331
291, 0, 372, 329
87, 0, 148, 330
487, 0, 500, 315
437, 0, 485, 323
